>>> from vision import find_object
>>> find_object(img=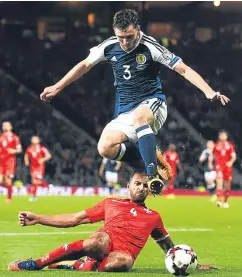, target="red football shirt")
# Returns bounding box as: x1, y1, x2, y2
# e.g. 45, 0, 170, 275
85, 198, 168, 259
26, 145, 49, 167
0, 132, 21, 161
164, 150, 180, 174
214, 141, 235, 167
